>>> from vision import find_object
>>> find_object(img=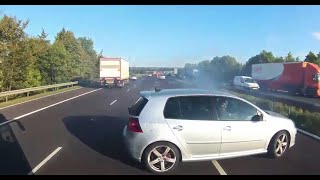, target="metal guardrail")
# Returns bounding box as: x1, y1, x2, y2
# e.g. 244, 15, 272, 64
0, 81, 78, 102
